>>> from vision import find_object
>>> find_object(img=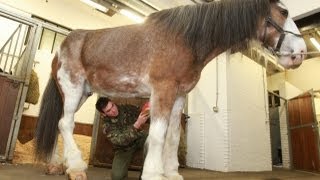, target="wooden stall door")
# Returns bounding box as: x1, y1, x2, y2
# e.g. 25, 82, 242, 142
288, 92, 320, 172
0, 76, 20, 159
